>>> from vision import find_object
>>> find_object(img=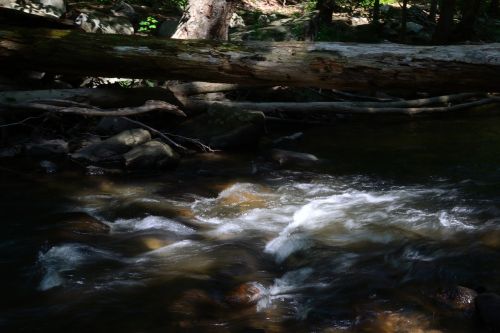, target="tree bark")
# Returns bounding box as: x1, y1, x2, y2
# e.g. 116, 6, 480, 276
433, 0, 456, 43
429, 0, 438, 21
0, 27, 499, 93
457, 0, 482, 39
172, 0, 235, 40
372, 0, 380, 26
490, 0, 499, 17
400, 0, 409, 40
316, 0, 336, 24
